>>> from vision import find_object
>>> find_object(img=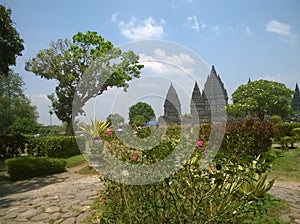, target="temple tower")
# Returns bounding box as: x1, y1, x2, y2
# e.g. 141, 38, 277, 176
292, 83, 300, 114
161, 83, 181, 124
190, 65, 228, 122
